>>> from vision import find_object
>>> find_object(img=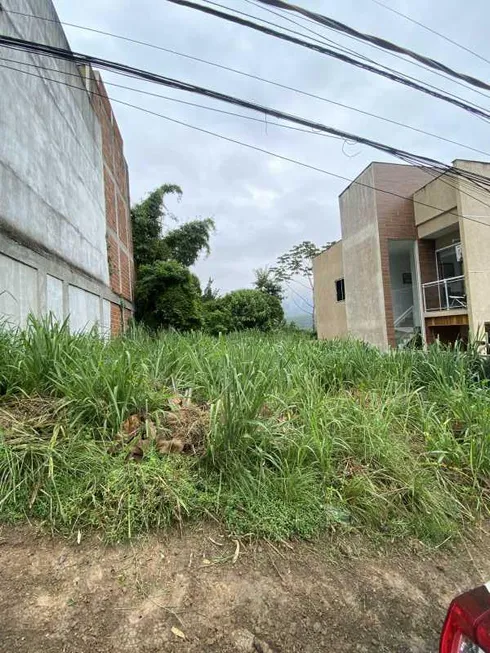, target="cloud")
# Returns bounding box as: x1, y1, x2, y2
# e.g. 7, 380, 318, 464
55, 0, 490, 296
